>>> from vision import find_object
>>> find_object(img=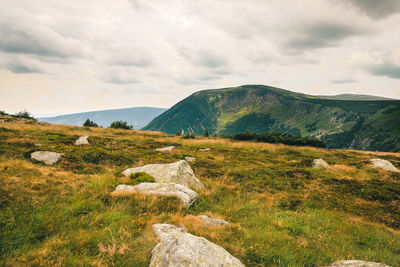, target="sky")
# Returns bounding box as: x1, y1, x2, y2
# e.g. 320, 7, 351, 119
1, 0, 400, 117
